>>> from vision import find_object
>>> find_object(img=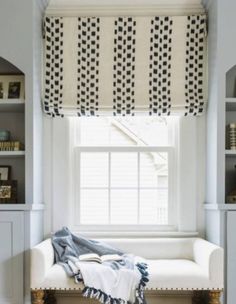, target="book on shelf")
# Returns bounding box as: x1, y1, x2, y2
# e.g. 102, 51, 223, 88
78, 253, 123, 263
227, 123, 236, 150
0, 141, 24, 151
